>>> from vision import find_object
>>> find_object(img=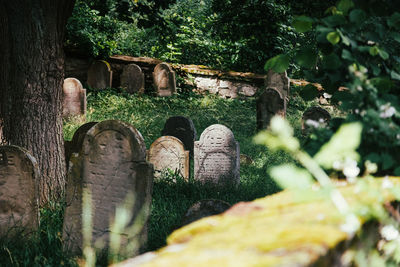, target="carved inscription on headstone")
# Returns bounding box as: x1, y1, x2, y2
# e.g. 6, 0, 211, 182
148, 136, 189, 180
0, 146, 39, 237
120, 64, 145, 94
63, 120, 153, 257
87, 60, 113, 90
65, 122, 98, 168
194, 124, 240, 186
180, 199, 231, 227
153, 63, 176, 96
265, 69, 290, 101
302, 106, 331, 132
161, 116, 197, 157
63, 78, 87, 117
256, 88, 286, 130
